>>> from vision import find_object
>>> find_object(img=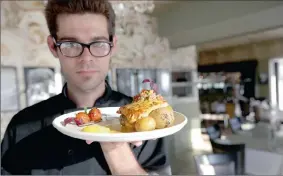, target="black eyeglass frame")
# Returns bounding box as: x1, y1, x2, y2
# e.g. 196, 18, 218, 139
54, 40, 114, 58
